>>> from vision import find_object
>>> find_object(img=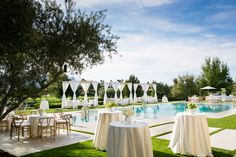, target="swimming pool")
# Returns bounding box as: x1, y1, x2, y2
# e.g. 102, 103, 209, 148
72, 102, 234, 125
